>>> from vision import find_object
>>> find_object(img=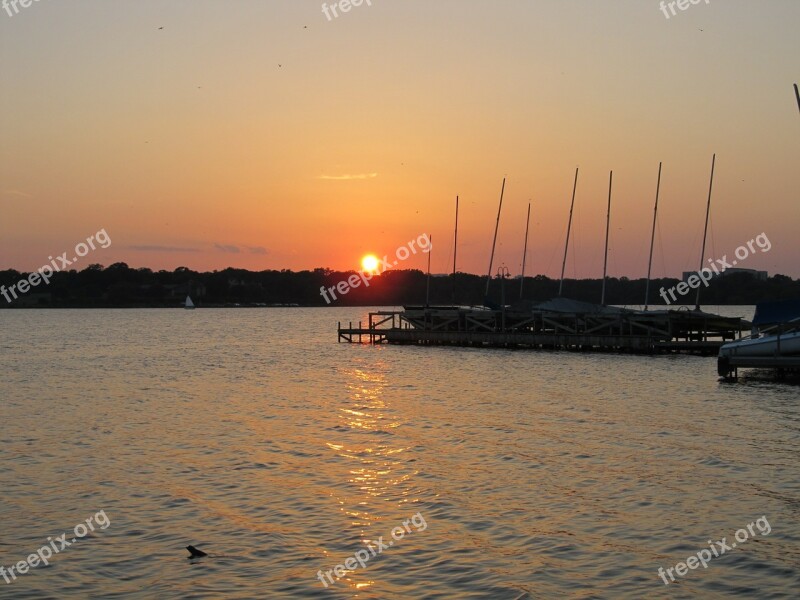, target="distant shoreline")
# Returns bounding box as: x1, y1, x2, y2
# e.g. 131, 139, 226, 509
0, 303, 764, 310
1, 265, 797, 309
